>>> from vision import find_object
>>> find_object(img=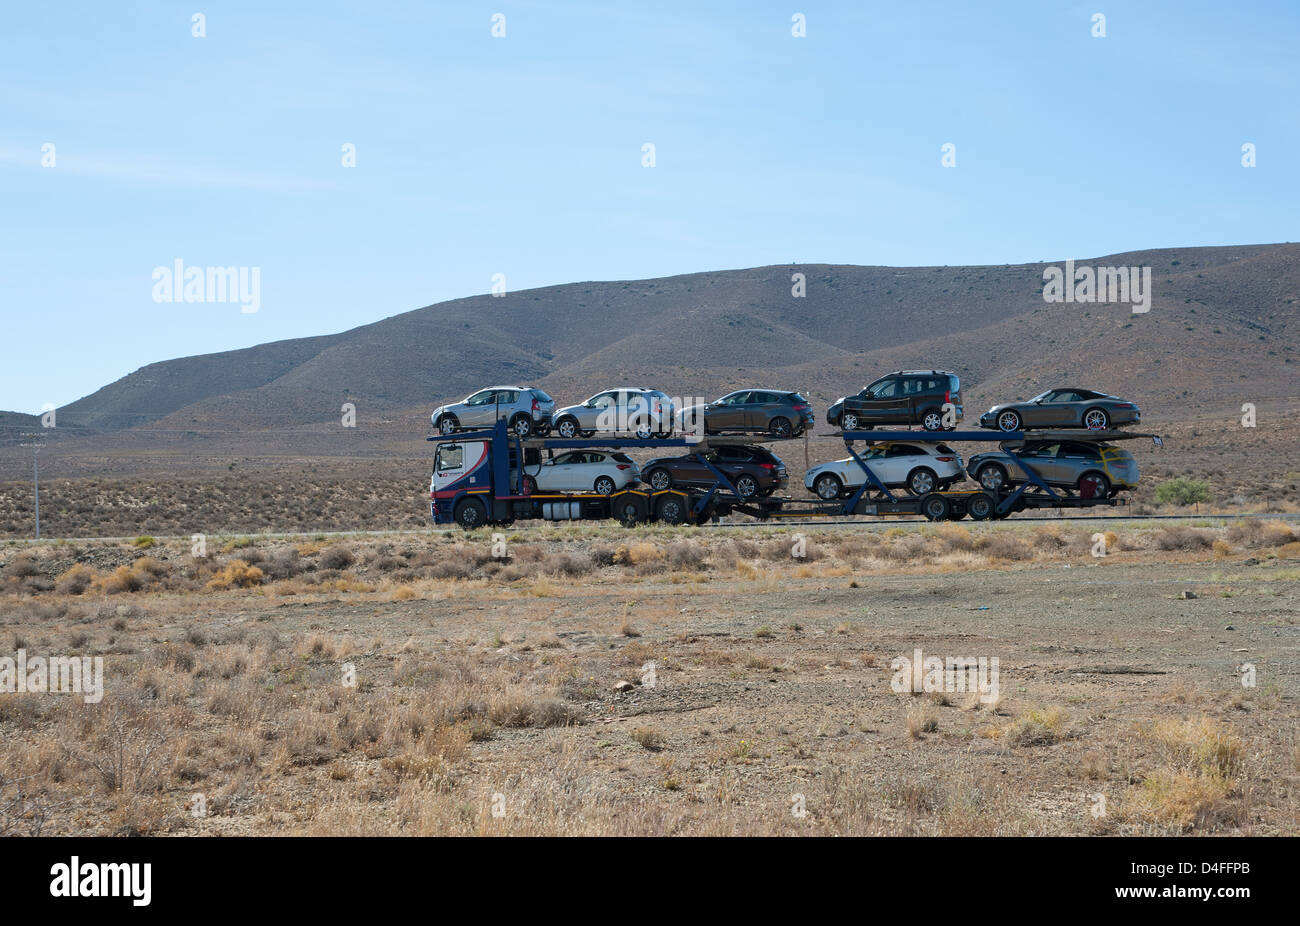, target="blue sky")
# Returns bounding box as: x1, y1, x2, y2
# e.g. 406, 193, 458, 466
2, 0, 1296, 412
